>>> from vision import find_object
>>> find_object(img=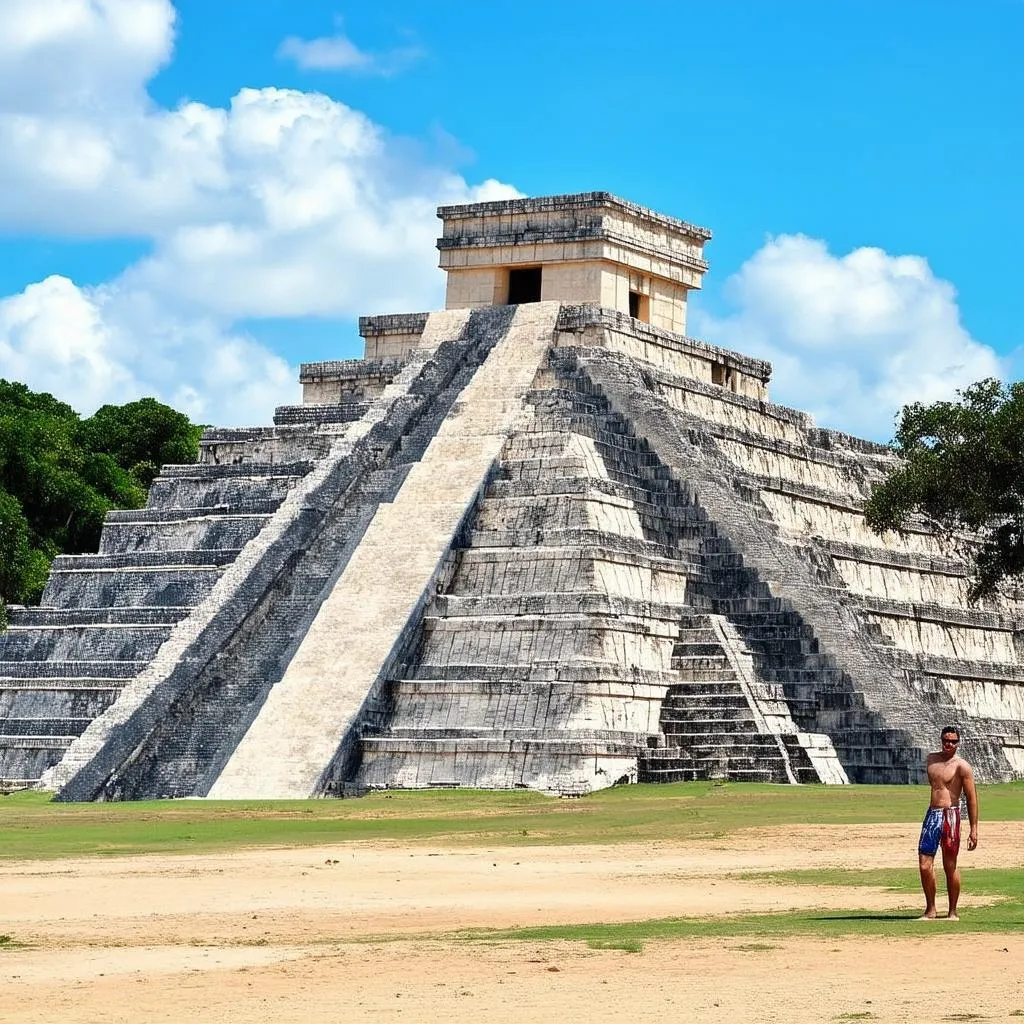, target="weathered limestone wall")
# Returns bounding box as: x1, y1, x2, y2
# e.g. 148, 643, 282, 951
356, 343, 842, 792
554, 306, 769, 401
360, 313, 428, 361
9, 226, 1023, 796
558, 339, 1021, 779
39, 307, 502, 799
208, 303, 562, 798
439, 192, 710, 333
